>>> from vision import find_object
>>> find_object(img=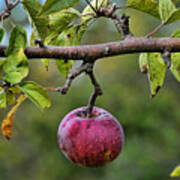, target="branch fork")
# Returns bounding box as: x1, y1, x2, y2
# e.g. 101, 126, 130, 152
84, 0, 132, 39
47, 61, 102, 117
0, 0, 20, 22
